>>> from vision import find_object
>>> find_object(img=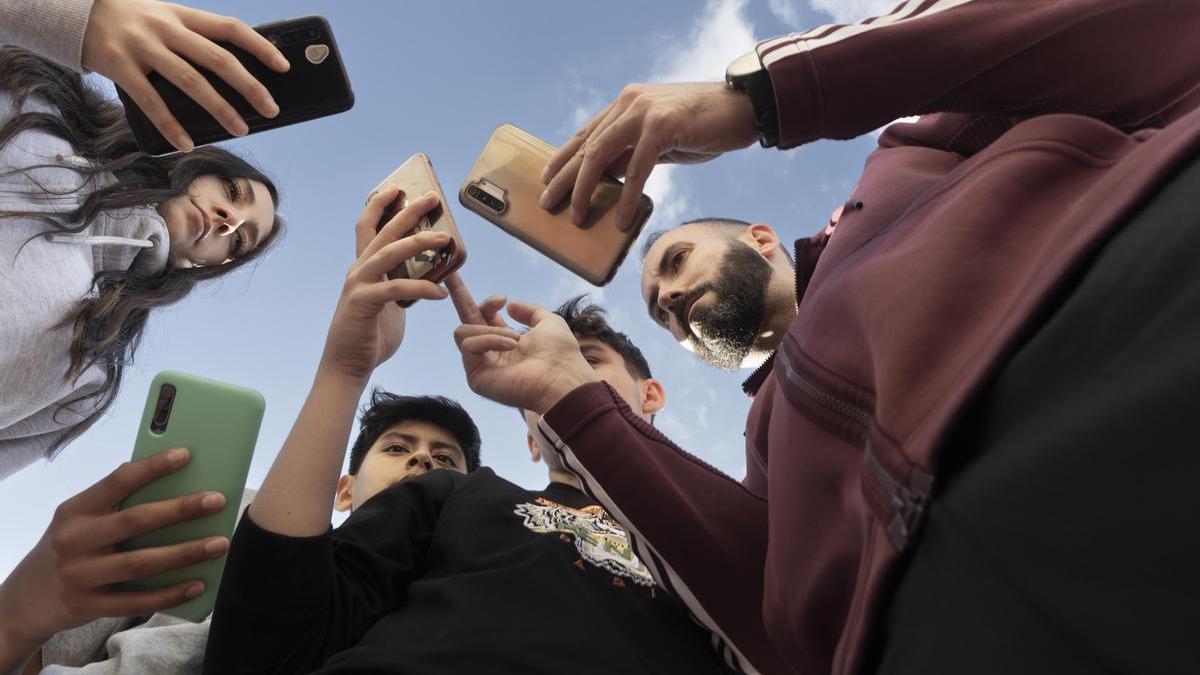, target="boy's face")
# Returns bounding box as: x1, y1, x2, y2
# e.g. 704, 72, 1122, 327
335, 419, 467, 511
